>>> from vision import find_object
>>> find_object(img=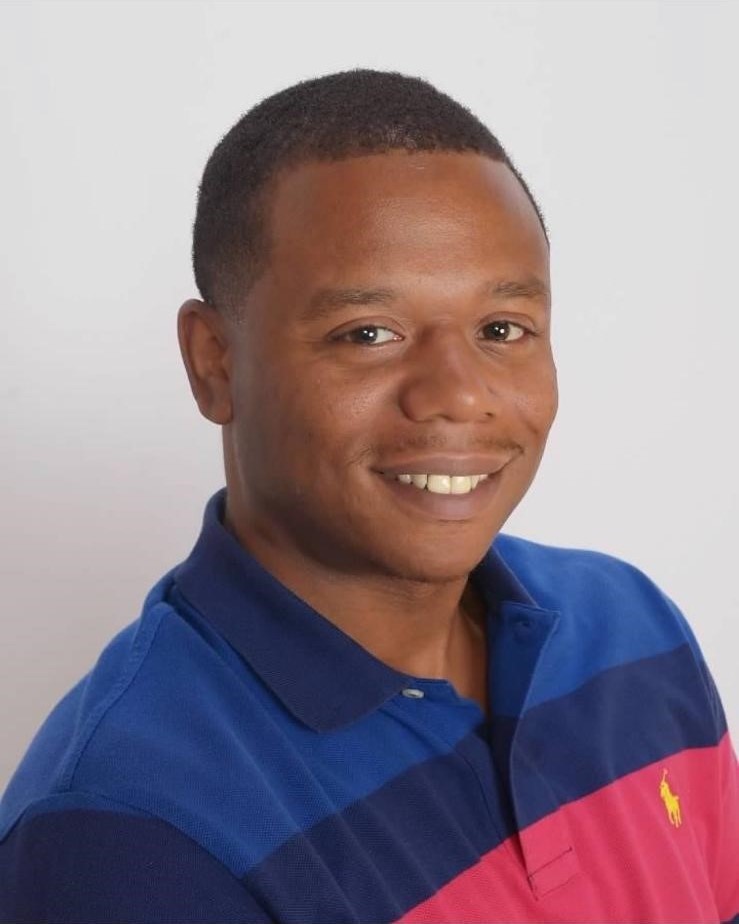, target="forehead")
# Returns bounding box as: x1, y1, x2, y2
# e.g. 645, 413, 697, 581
260, 151, 549, 294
